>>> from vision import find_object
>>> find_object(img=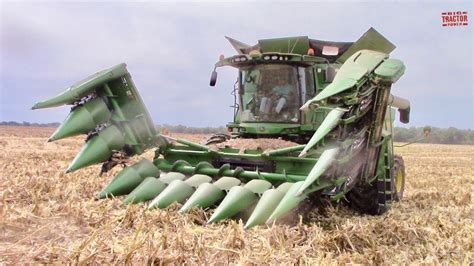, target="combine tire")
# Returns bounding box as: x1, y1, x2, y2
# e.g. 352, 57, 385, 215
346, 155, 406, 215
391, 155, 405, 201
